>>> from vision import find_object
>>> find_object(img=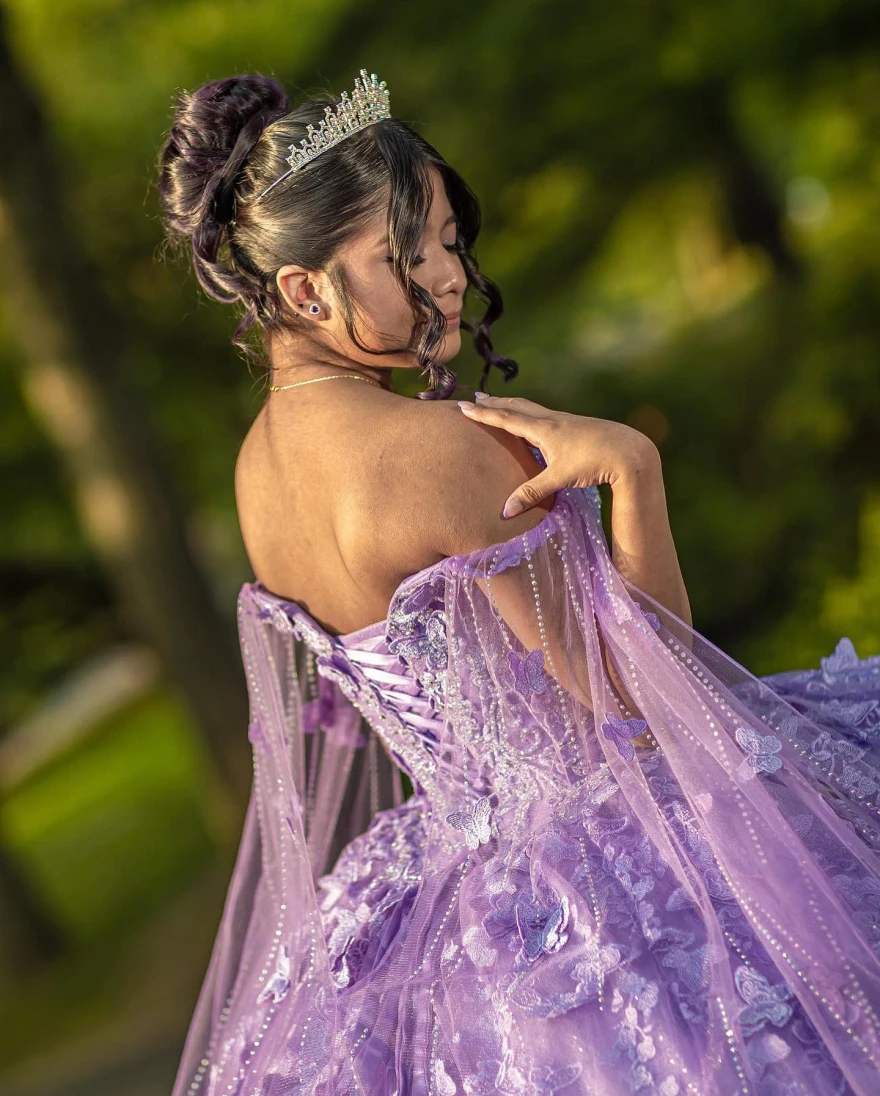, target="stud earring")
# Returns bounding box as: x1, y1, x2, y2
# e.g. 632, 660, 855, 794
307, 303, 321, 315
